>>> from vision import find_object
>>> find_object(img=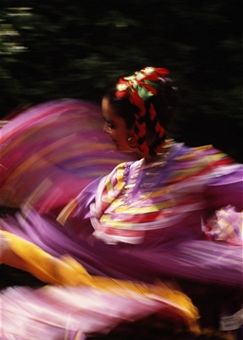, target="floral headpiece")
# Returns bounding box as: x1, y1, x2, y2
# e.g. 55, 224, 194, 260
115, 66, 170, 155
